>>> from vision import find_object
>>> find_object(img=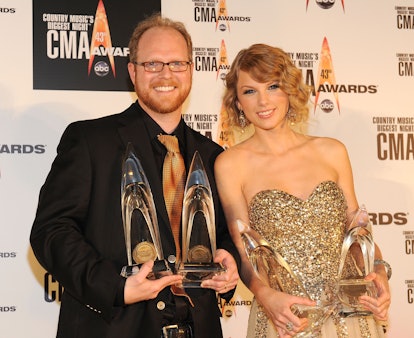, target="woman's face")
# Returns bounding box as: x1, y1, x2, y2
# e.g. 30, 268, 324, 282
236, 70, 289, 130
